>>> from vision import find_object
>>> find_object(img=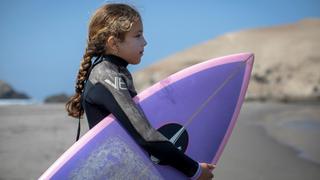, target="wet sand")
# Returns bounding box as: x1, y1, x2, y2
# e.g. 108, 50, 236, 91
214, 102, 320, 180
0, 102, 319, 180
